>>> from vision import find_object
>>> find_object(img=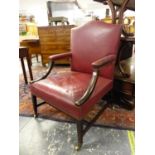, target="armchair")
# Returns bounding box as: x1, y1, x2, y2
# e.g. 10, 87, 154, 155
30, 21, 121, 150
